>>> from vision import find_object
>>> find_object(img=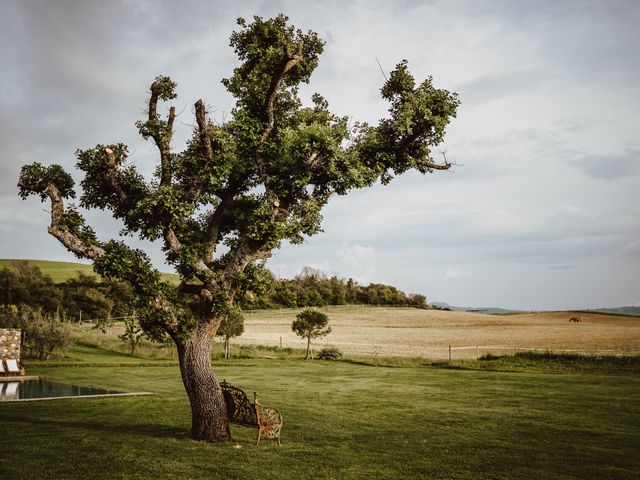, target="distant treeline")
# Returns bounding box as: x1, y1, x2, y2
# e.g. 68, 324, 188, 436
1, 261, 135, 321
0, 262, 427, 321
237, 266, 427, 310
